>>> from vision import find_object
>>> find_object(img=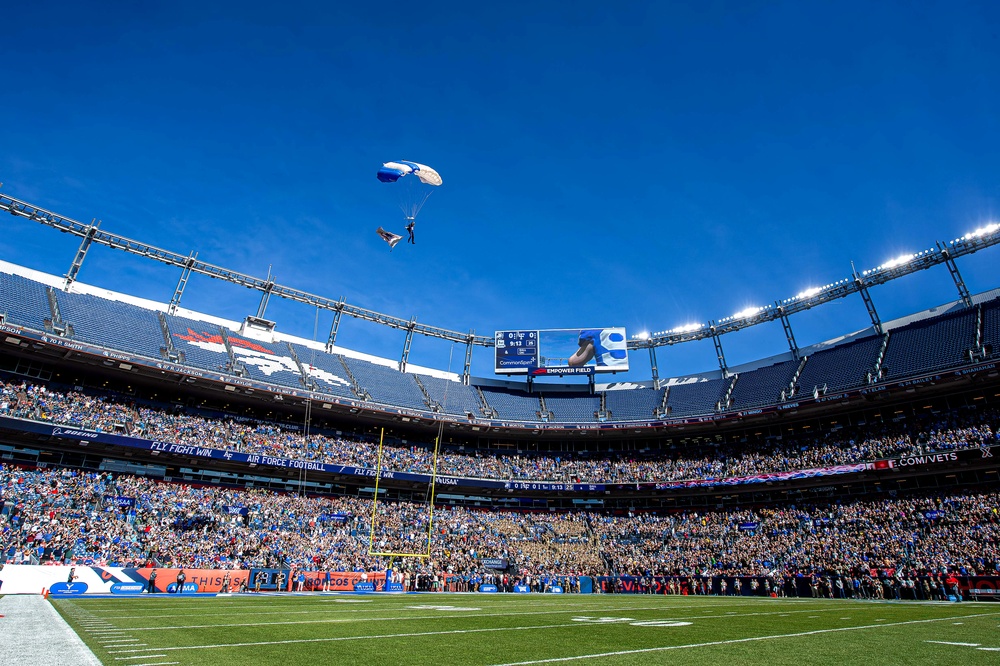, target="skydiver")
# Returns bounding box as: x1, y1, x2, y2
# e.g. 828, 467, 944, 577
406, 220, 415, 244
